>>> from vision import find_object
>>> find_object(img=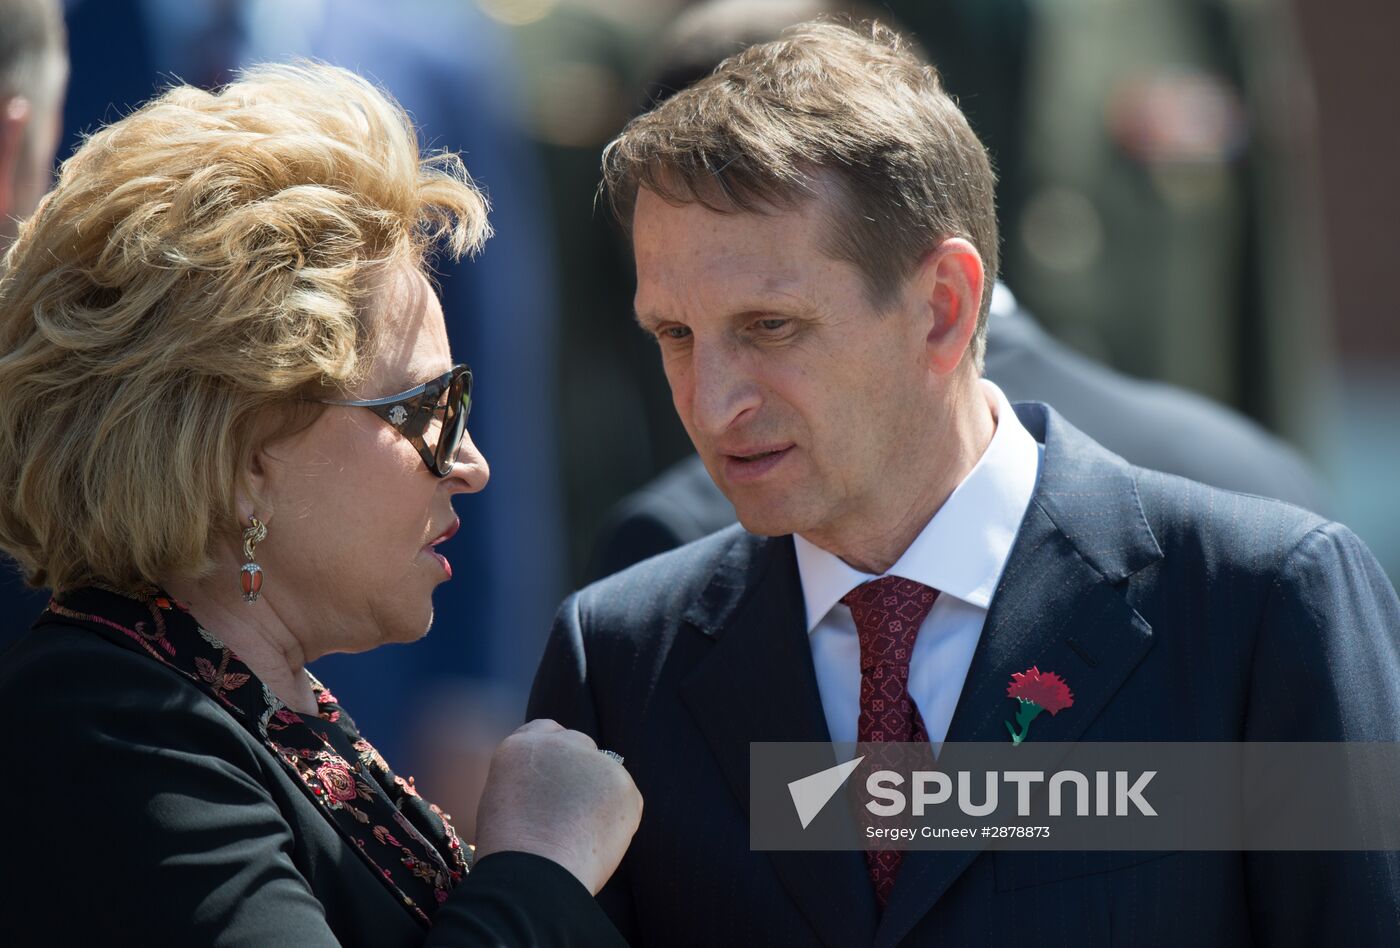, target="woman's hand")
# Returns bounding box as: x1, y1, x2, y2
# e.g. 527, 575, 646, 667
473, 719, 643, 895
